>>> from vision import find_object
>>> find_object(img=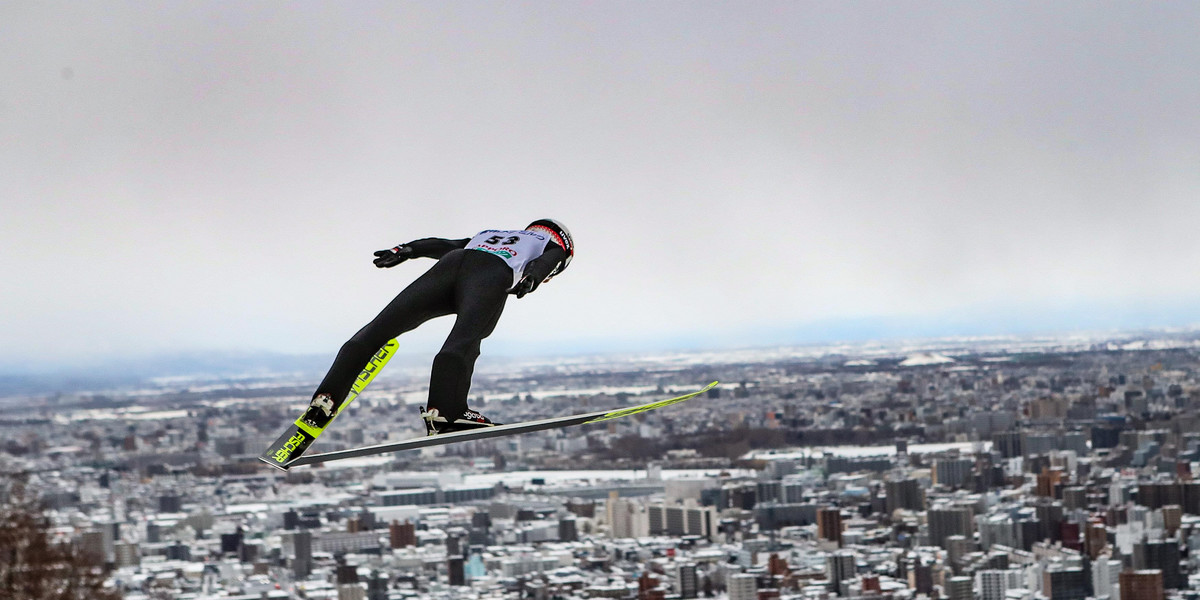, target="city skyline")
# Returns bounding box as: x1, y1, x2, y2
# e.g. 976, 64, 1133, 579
5, 331, 1200, 598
